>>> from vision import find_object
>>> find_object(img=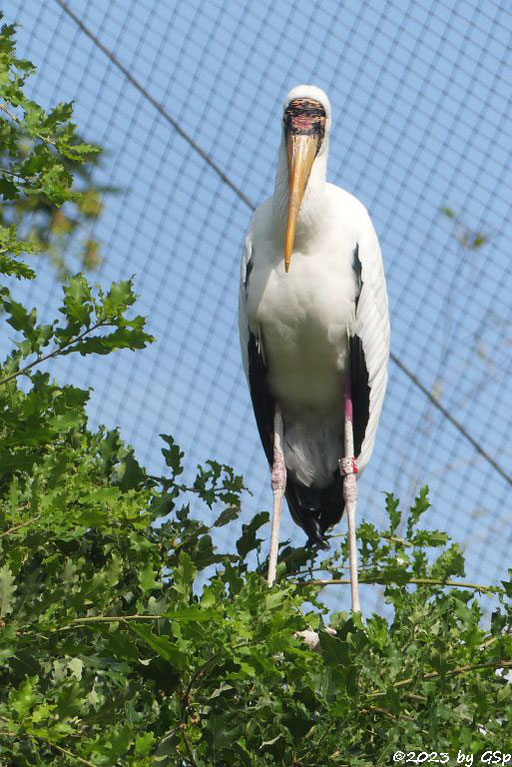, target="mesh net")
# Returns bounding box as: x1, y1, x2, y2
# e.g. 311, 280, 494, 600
7, 0, 512, 613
